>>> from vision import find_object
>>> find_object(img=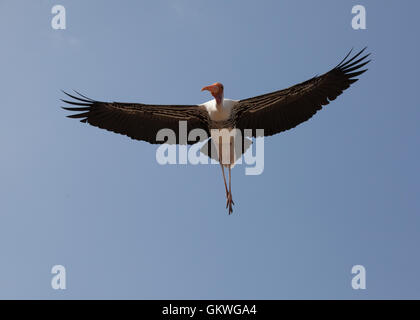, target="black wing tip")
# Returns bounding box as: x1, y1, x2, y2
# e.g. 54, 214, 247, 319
61, 90, 95, 120
62, 106, 91, 111
61, 90, 95, 103
337, 47, 370, 67
336, 47, 371, 79
336, 48, 354, 68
